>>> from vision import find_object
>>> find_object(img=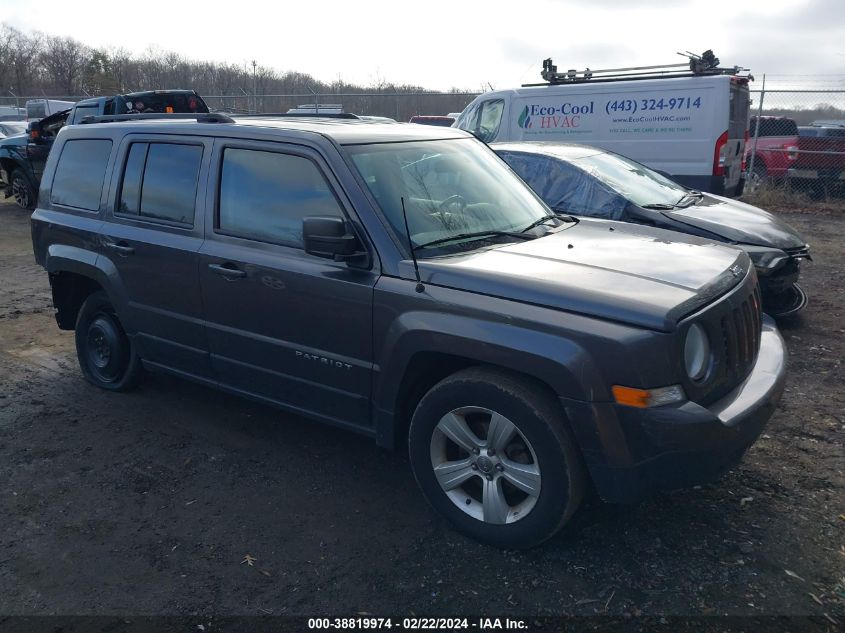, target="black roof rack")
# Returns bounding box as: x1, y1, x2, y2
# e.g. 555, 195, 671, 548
523, 50, 751, 87
79, 112, 235, 125
233, 112, 361, 119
